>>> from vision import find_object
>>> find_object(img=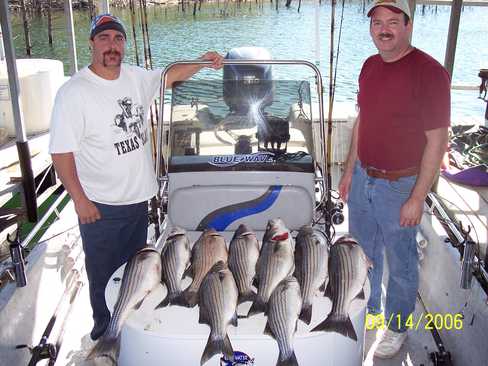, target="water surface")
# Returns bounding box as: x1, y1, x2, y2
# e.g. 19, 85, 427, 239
9, 1, 488, 122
